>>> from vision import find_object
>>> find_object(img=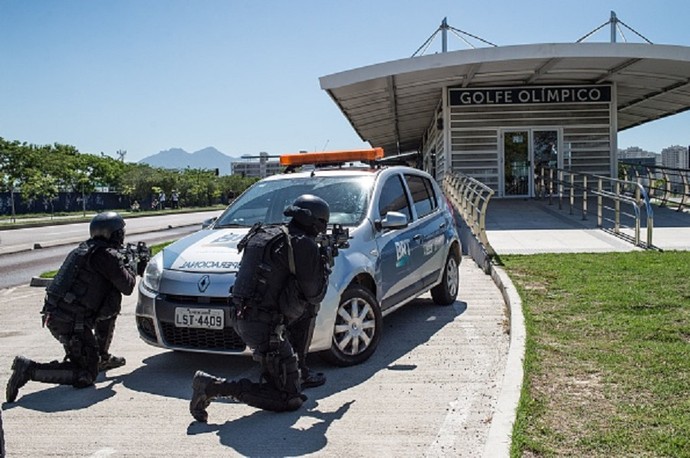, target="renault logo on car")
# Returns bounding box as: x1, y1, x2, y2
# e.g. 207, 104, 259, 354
198, 275, 211, 293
